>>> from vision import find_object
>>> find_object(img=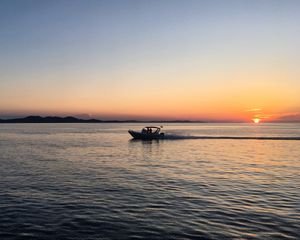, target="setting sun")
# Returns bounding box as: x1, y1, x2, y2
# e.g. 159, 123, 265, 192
253, 118, 261, 124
